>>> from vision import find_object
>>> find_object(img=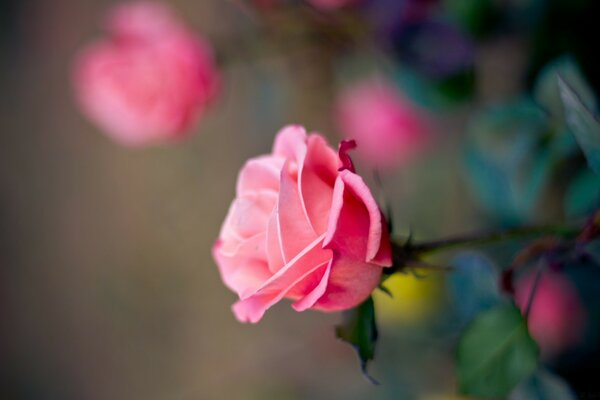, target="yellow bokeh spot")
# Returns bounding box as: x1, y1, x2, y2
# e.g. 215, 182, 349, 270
373, 269, 444, 326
